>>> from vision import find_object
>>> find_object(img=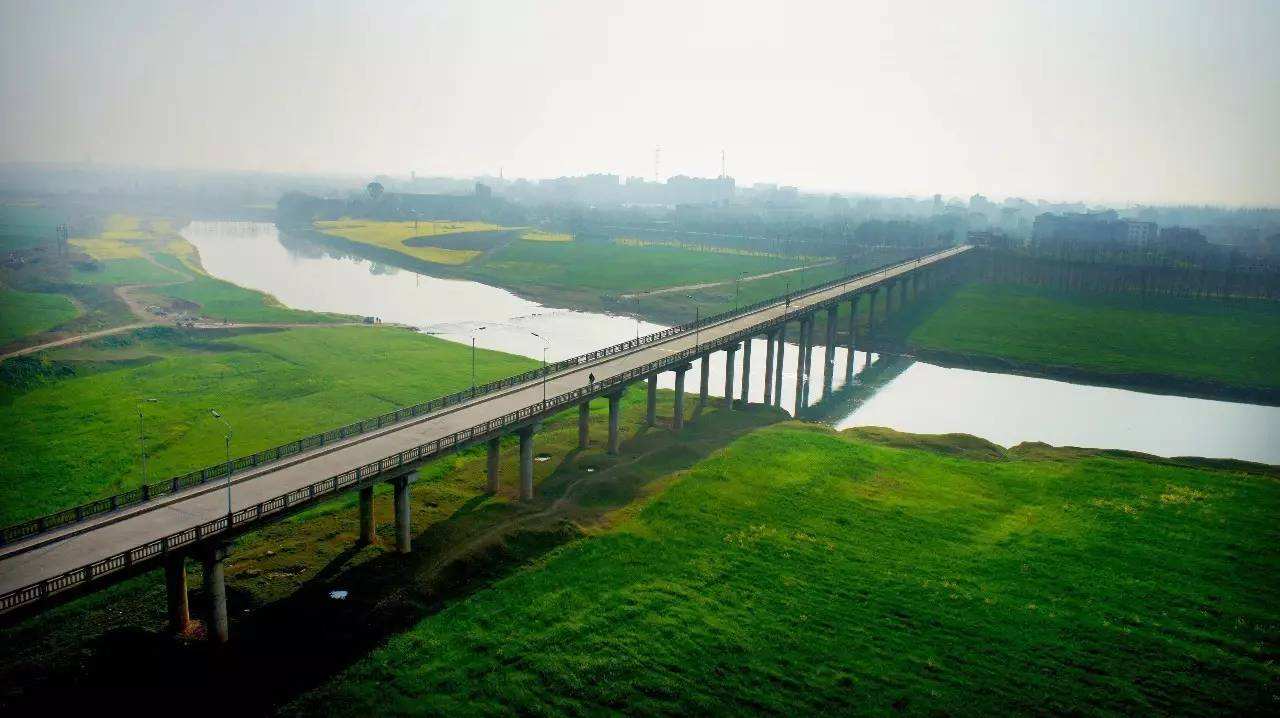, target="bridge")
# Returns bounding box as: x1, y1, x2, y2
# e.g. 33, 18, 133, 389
0, 245, 971, 640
